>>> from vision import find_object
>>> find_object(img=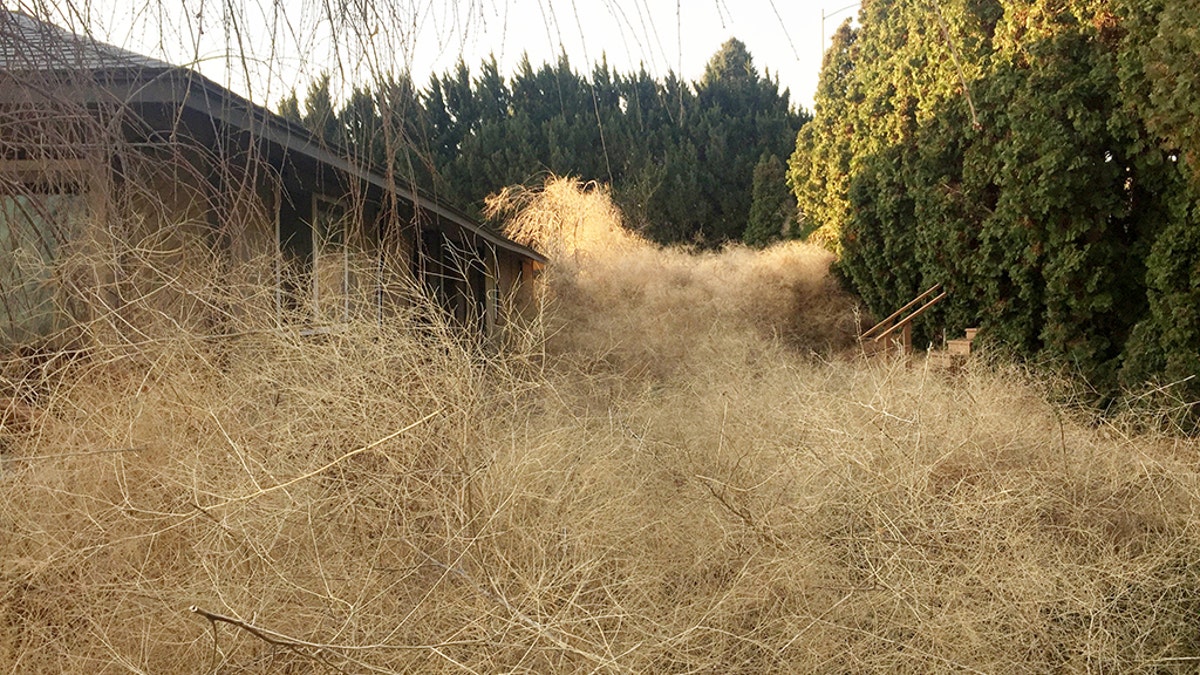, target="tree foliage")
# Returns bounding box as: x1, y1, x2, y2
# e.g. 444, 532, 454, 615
744, 154, 796, 247
790, 0, 1200, 423
280, 42, 808, 247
